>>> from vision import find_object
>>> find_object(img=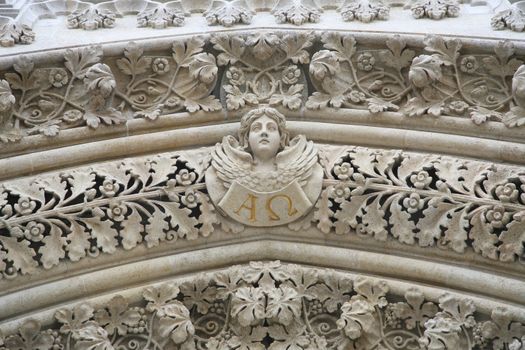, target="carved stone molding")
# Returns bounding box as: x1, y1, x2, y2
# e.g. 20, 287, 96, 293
0, 261, 524, 350
1, 31, 525, 145
0, 0, 510, 47
0, 134, 524, 282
